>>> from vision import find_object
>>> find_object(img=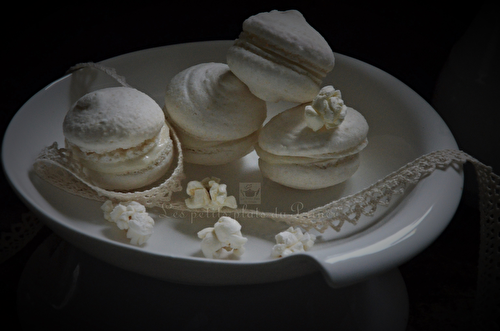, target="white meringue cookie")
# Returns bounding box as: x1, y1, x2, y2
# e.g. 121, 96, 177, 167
63, 87, 174, 190
64, 87, 165, 152
164, 62, 266, 165
256, 93, 369, 189
227, 10, 334, 103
